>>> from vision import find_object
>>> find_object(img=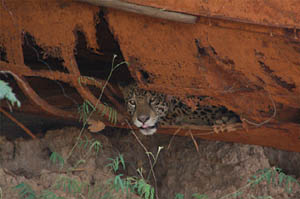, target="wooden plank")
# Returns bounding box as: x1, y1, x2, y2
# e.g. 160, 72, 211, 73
76, 0, 197, 24
125, 0, 300, 29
